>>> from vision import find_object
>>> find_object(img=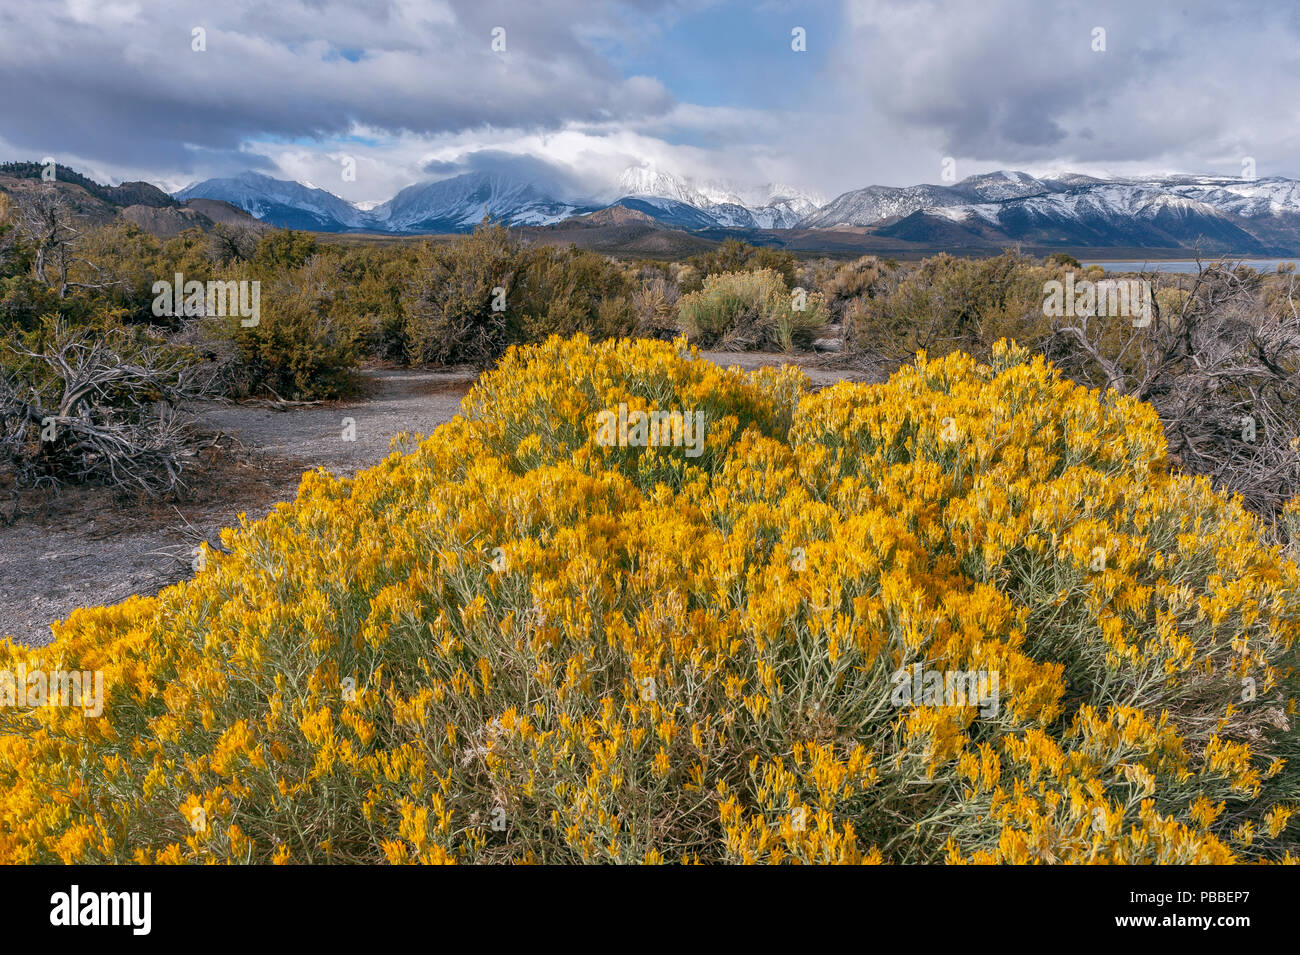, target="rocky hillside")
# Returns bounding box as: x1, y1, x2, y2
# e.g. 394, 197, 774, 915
0, 162, 267, 238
